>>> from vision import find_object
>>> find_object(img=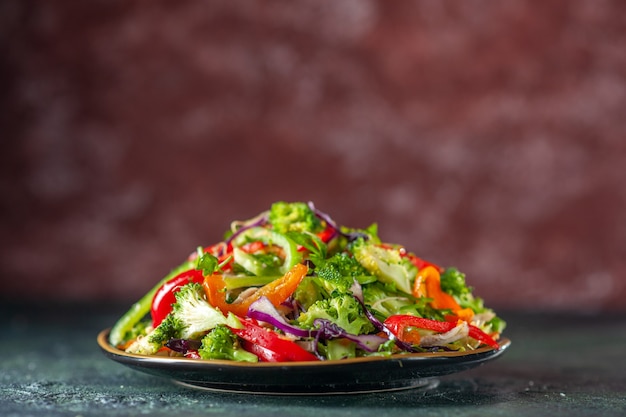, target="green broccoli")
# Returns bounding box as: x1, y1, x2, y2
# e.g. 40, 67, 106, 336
125, 283, 242, 355
268, 201, 323, 234
149, 314, 184, 346
440, 267, 507, 334
198, 325, 258, 362
351, 239, 416, 295
315, 252, 374, 295
125, 313, 184, 355
297, 293, 375, 336
441, 267, 488, 313
440, 267, 471, 297
316, 252, 371, 282
170, 283, 243, 338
